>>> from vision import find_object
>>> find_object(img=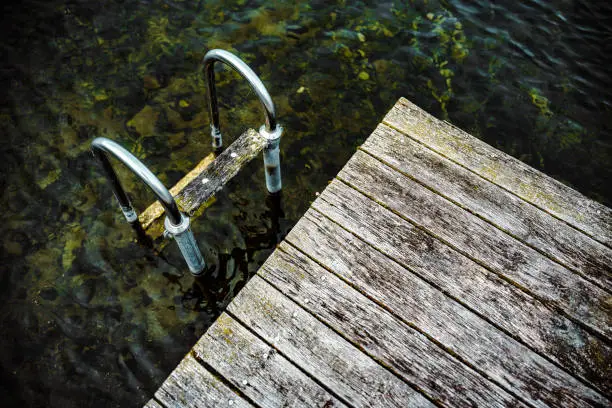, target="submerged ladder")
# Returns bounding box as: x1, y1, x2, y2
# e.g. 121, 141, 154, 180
91, 49, 283, 275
